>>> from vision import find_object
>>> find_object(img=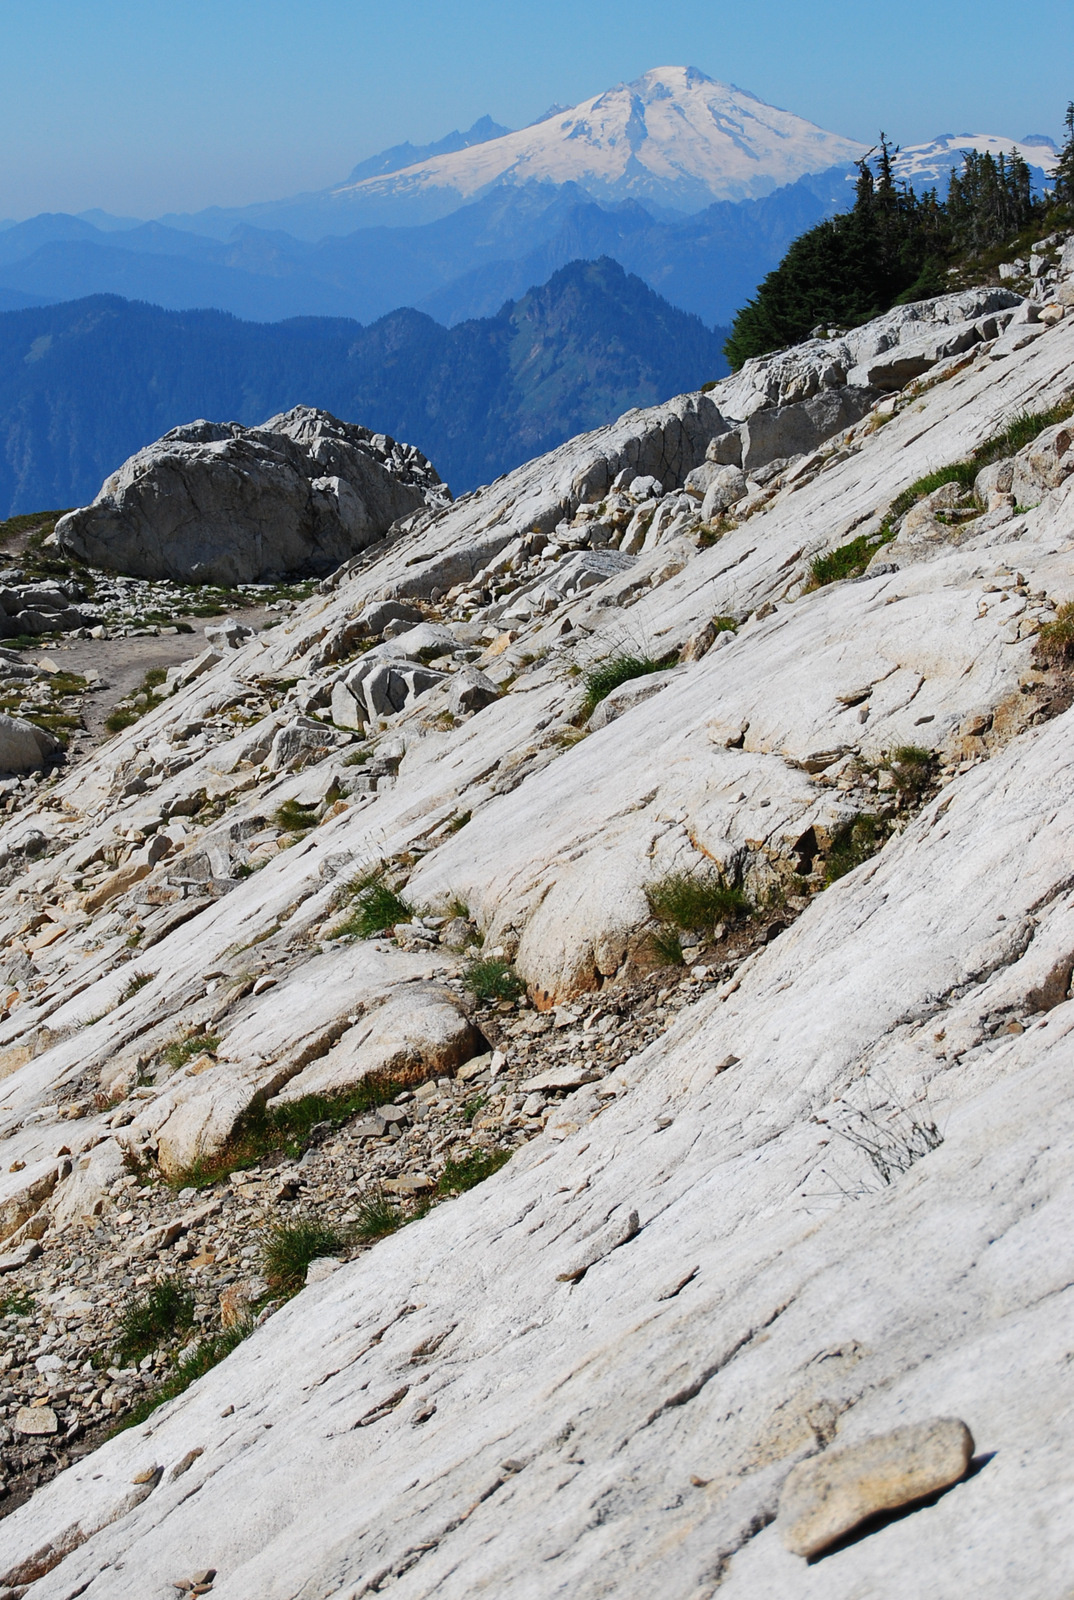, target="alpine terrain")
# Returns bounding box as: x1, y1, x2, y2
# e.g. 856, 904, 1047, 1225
0, 216, 1068, 1597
